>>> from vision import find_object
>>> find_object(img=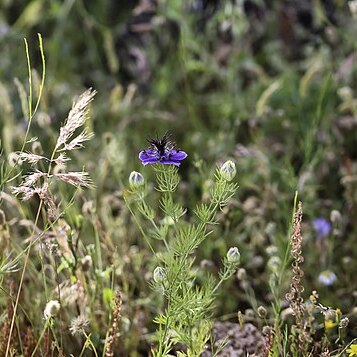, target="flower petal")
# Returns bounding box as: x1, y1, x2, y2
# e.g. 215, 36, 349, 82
139, 150, 161, 165
168, 150, 187, 161
139, 150, 158, 160
142, 159, 160, 165
160, 159, 182, 166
